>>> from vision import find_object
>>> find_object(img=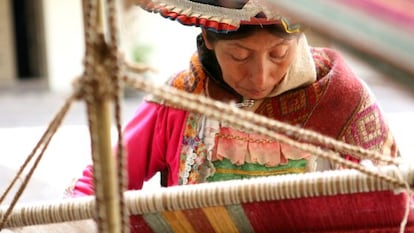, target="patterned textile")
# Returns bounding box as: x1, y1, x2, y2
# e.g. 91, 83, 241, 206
167, 47, 399, 186
72, 43, 401, 233
129, 190, 413, 233
268, 0, 414, 79
336, 0, 414, 34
